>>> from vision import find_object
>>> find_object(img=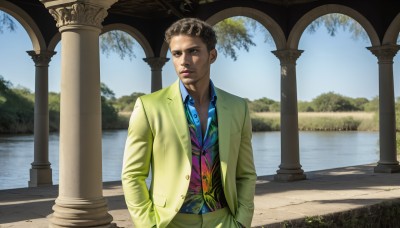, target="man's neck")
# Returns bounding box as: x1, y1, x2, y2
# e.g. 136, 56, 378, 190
185, 80, 211, 105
